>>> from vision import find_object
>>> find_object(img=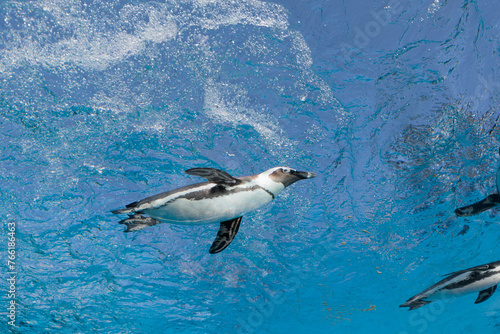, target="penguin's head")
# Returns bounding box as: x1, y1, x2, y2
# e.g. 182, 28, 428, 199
268, 167, 316, 188
483, 261, 500, 271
